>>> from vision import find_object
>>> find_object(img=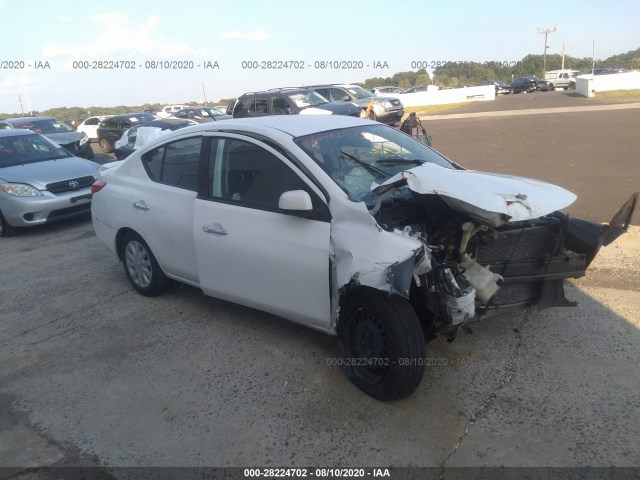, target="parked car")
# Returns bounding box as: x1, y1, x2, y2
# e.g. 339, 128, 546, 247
484, 80, 509, 95
544, 70, 582, 90
0, 116, 94, 159
91, 115, 637, 401
305, 84, 404, 125
96, 113, 157, 153
171, 107, 231, 123
405, 85, 429, 93
113, 118, 198, 160
76, 115, 112, 141
371, 86, 407, 96
156, 105, 189, 118
231, 88, 361, 118
587, 67, 630, 75
0, 129, 100, 237
509, 76, 553, 94
535, 79, 555, 91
